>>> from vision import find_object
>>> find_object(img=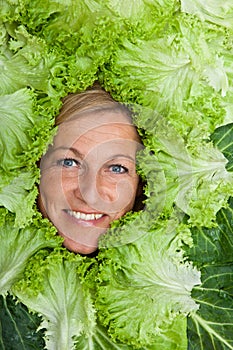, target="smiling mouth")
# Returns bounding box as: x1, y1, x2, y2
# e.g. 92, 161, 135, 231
66, 210, 104, 221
